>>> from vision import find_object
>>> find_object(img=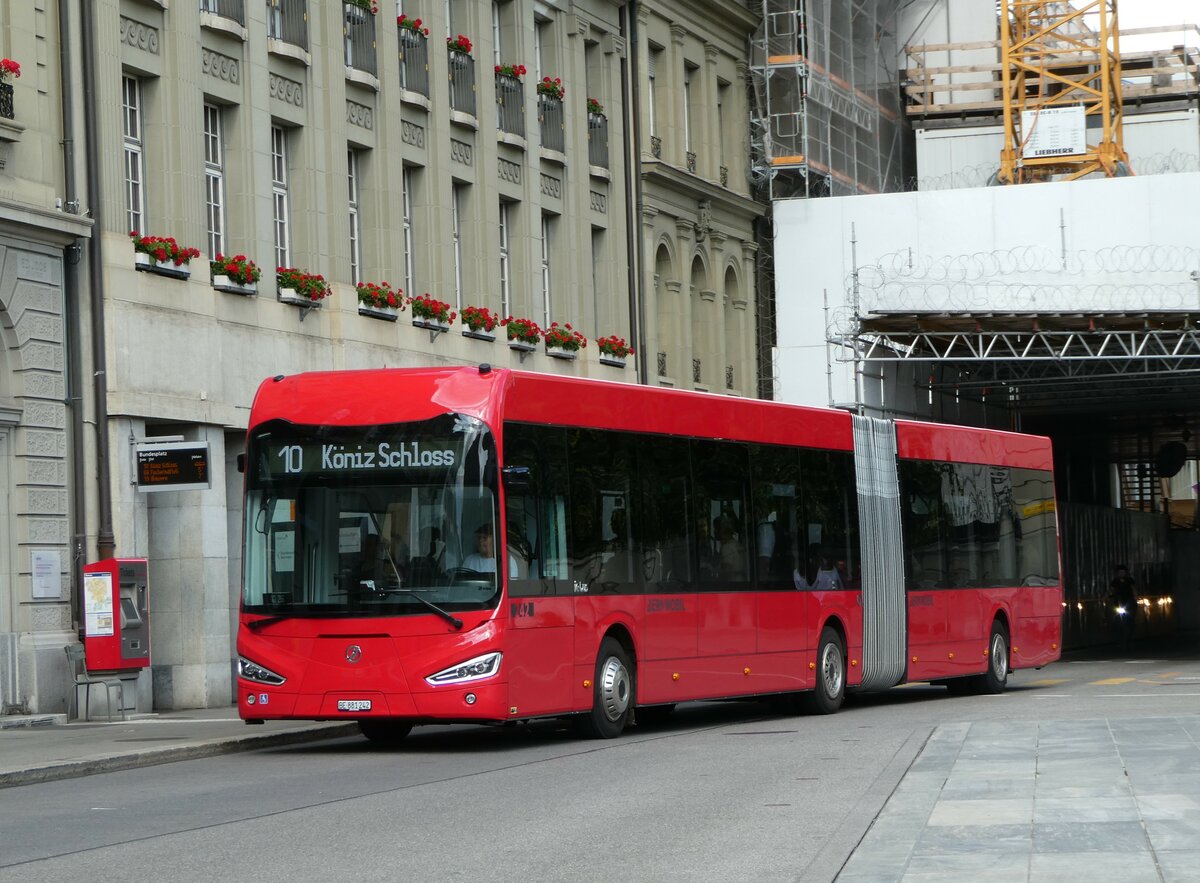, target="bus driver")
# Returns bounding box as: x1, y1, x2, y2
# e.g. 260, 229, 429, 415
461, 522, 520, 575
